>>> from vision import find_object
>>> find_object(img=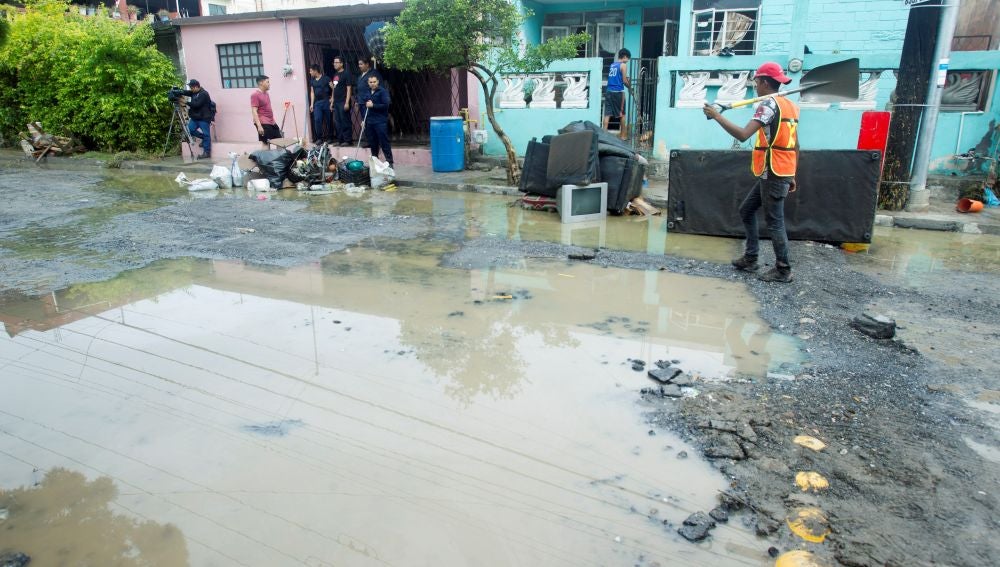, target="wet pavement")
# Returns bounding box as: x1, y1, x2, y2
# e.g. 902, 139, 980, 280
2, 165, 1000, 566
